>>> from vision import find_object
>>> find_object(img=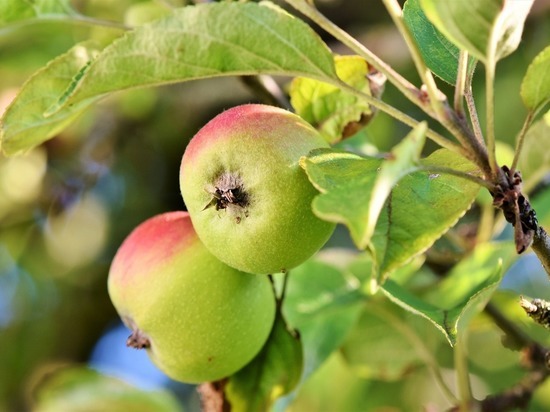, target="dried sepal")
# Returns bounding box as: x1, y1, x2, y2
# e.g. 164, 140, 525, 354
204, 172, 249, 223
